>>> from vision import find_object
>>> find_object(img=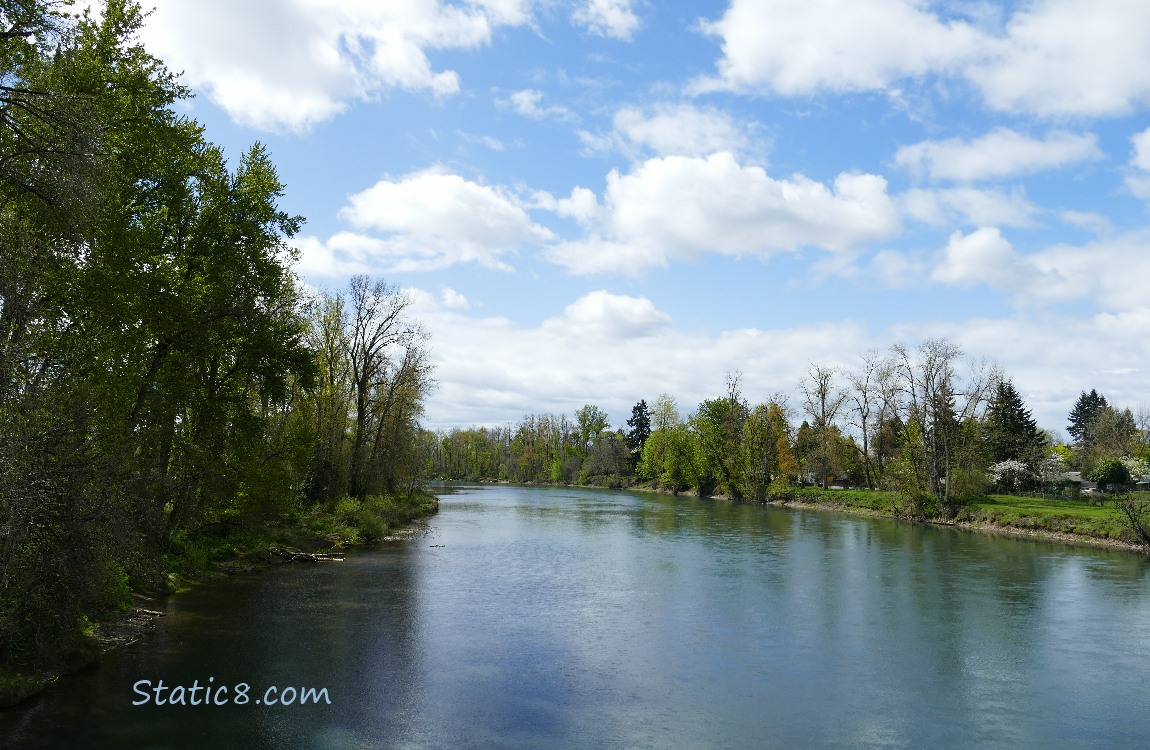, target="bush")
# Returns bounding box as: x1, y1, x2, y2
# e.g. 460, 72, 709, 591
1089, 457, 1131, 491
